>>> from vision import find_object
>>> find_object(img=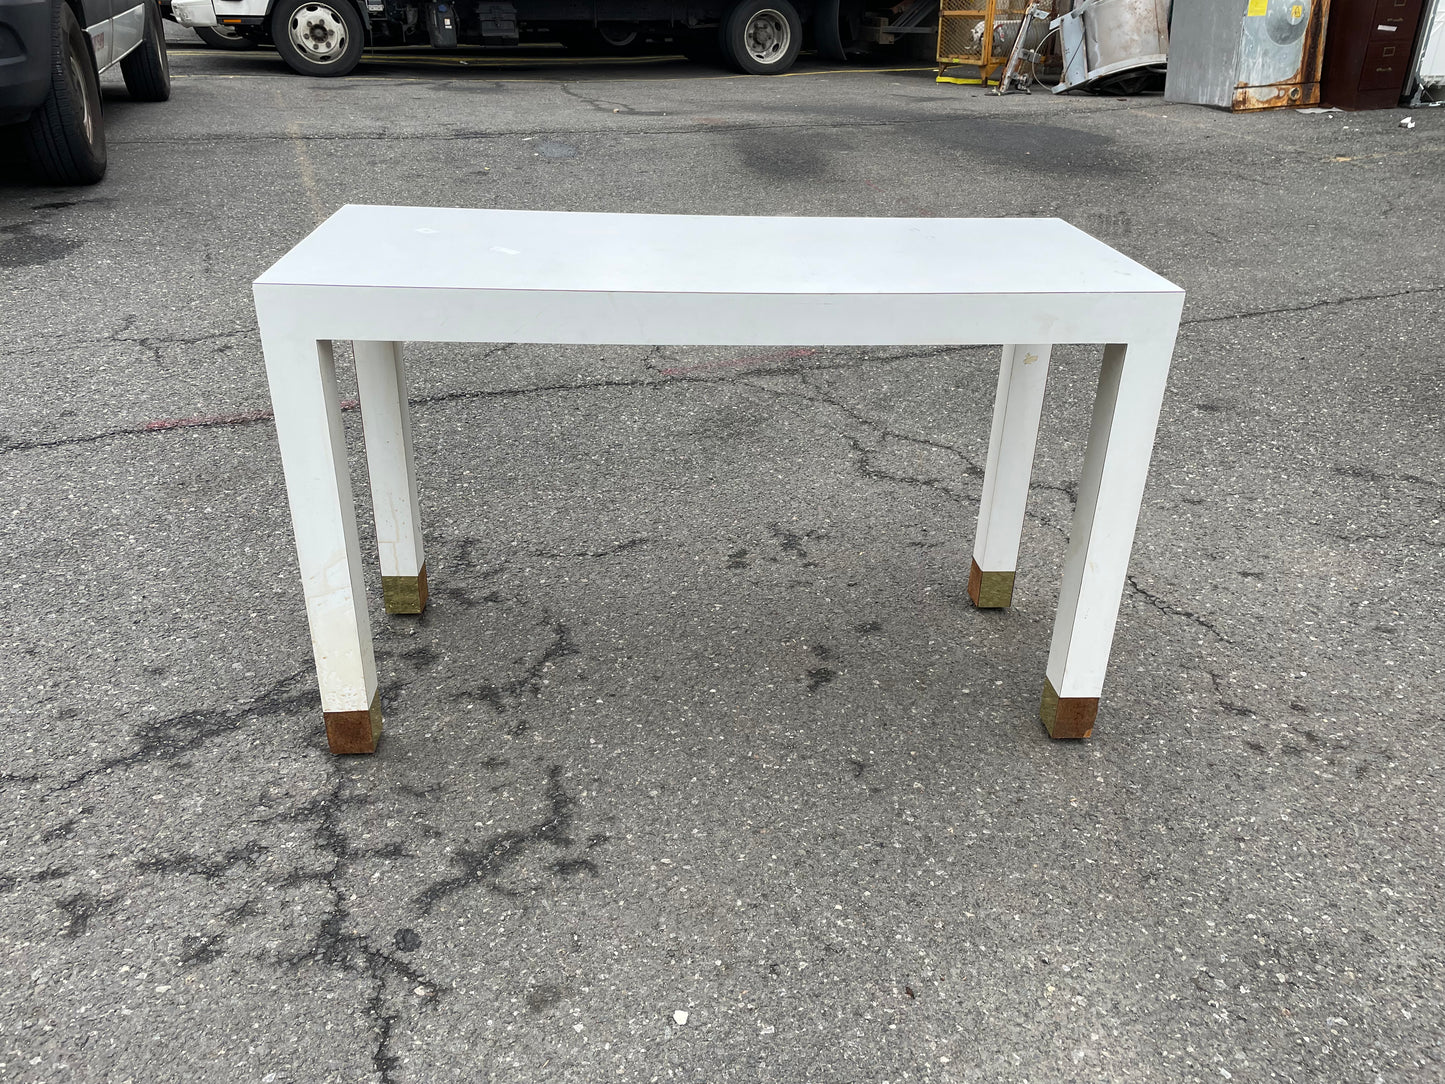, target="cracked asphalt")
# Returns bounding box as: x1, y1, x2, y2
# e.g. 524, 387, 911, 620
1, 28, 1443, 1084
